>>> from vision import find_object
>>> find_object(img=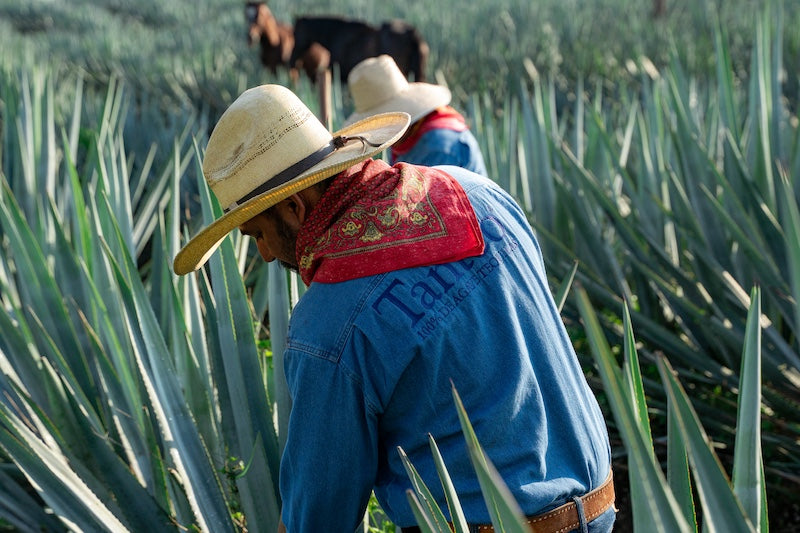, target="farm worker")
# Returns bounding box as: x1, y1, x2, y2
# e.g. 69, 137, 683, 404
344, 54, 489, 177
173, 84, 615, 533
